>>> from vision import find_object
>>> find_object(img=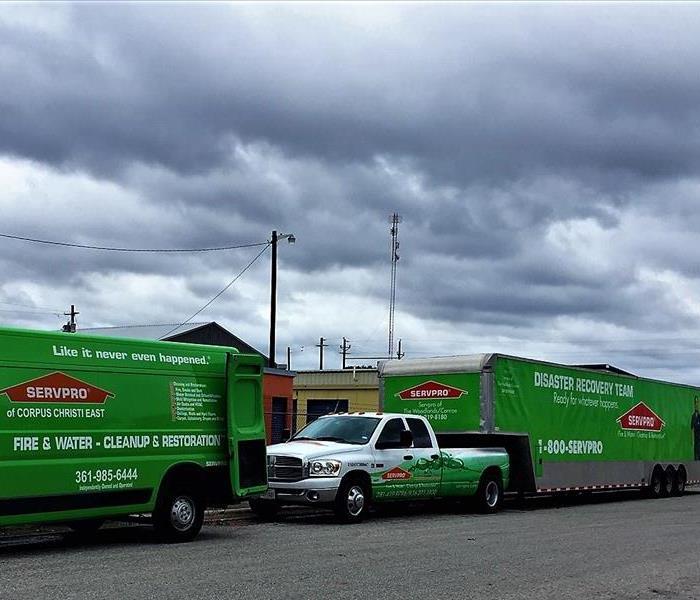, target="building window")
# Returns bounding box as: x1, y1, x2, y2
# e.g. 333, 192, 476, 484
306, 399, 349, 424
